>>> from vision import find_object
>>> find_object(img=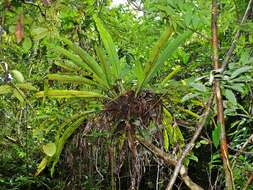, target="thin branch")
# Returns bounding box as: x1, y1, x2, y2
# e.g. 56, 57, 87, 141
165, 95, 213, 190
136, 136, 203, 190
211, 1, 234, 189
183, 25, 210, 41
242, 174, 253, 190
235, 134, 253, 158
220, 0, 253, 73
22, 0, 46, 18
232, 134, 253, 169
